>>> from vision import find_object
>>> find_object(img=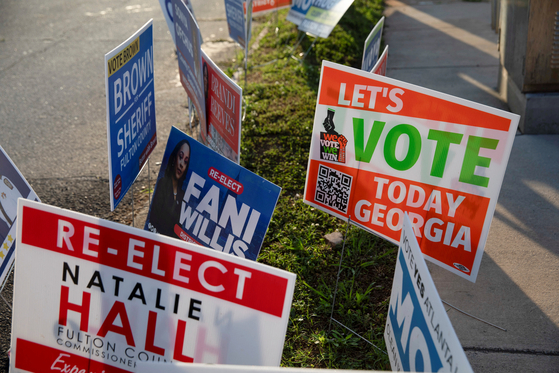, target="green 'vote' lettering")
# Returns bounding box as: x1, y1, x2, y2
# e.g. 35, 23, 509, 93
352, 118, 499, 187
